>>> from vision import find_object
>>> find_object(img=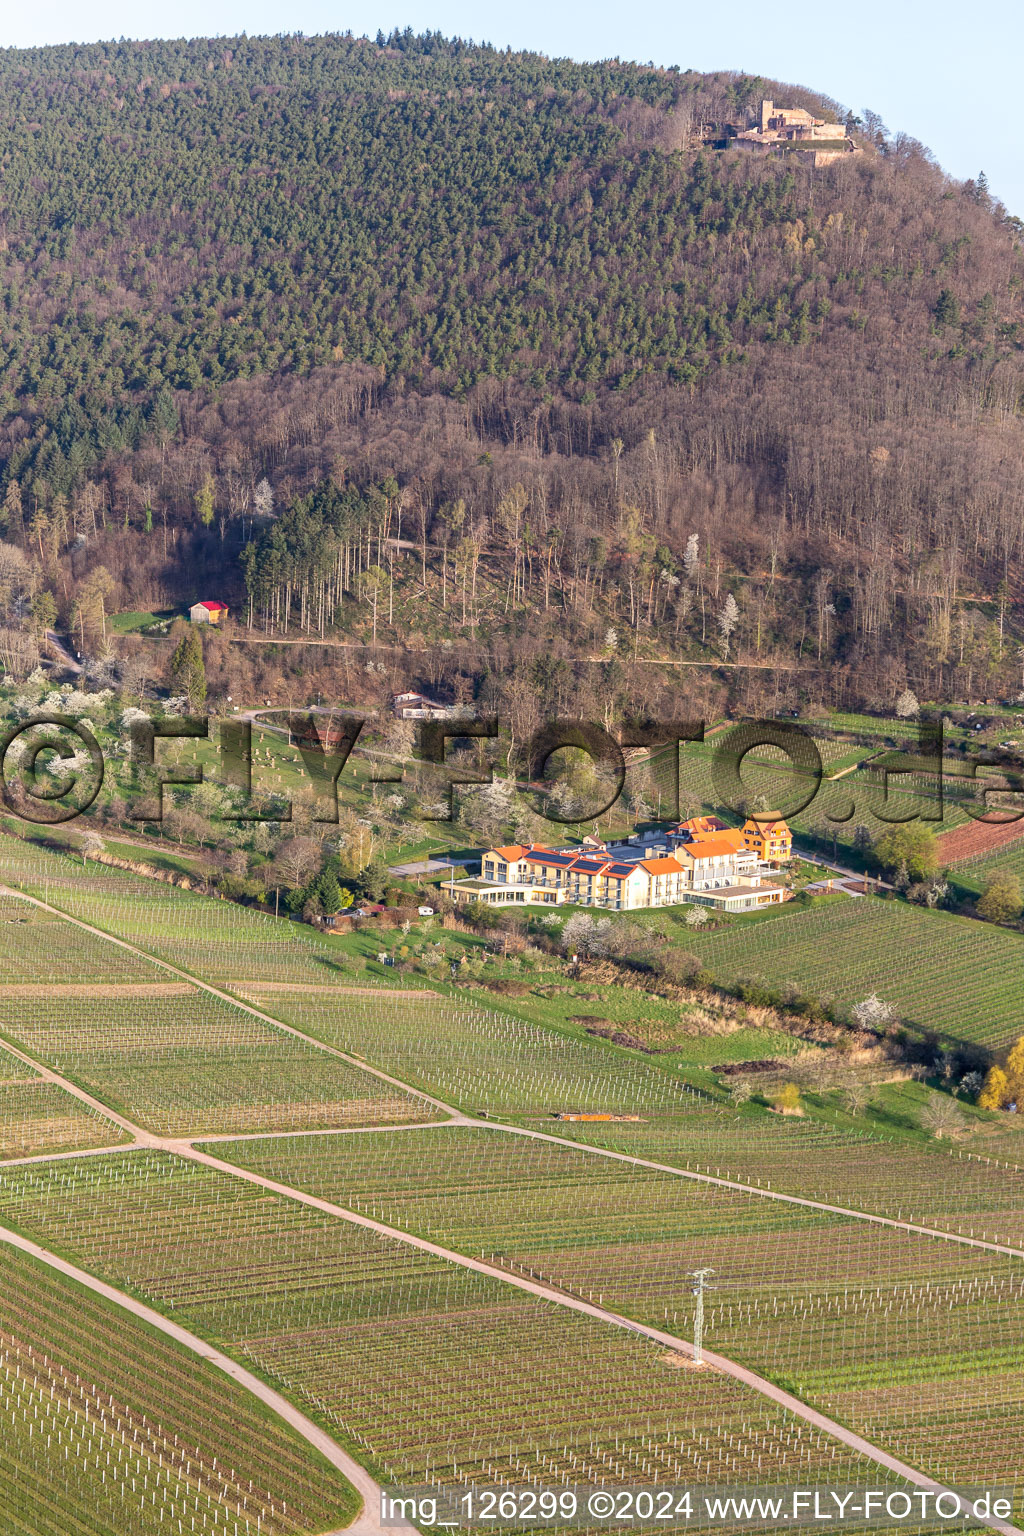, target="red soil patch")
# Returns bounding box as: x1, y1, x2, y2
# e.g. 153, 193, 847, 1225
938, 816, 1024, 864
